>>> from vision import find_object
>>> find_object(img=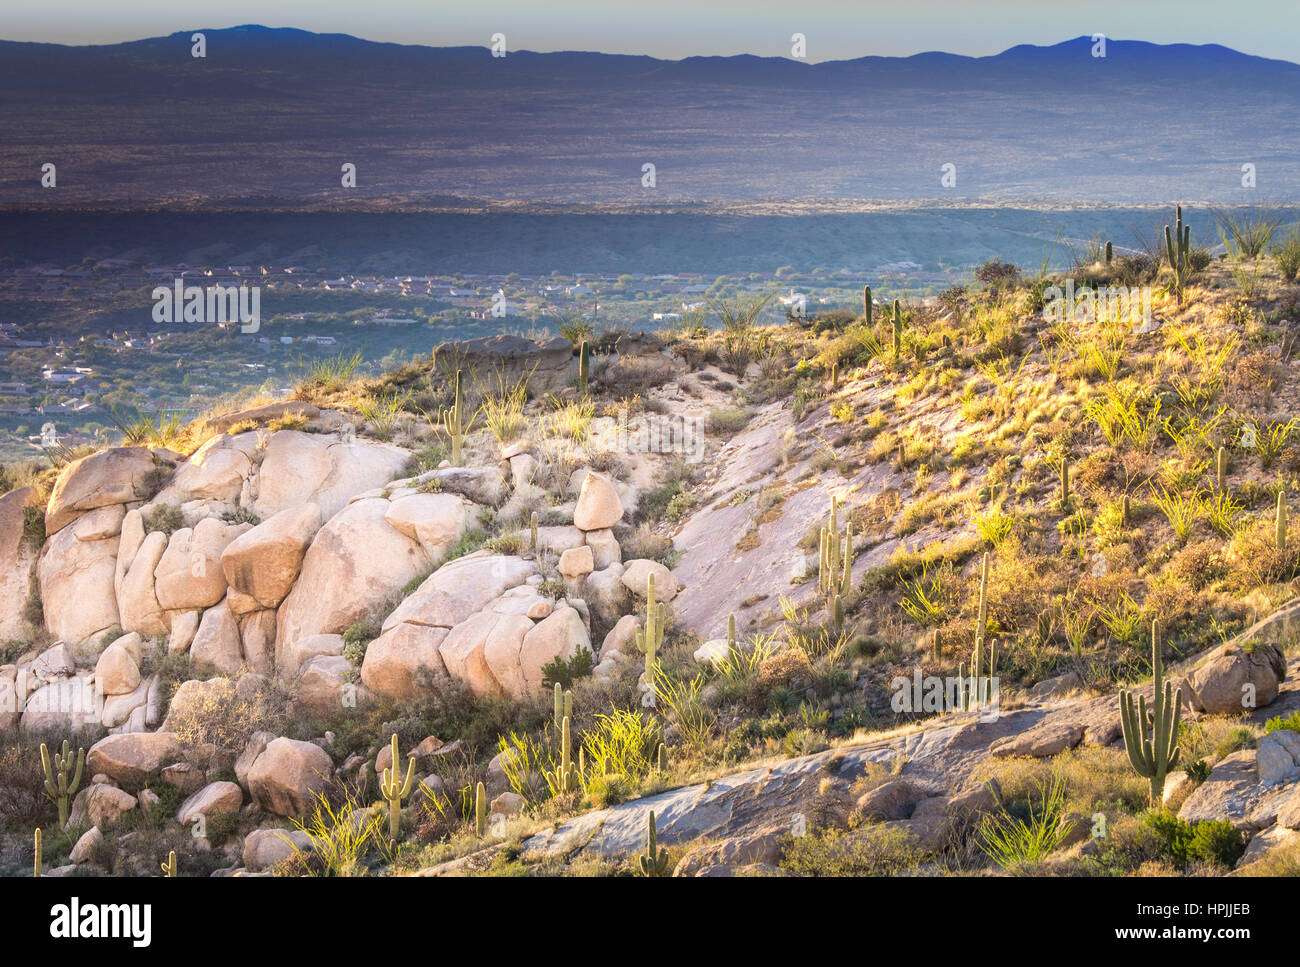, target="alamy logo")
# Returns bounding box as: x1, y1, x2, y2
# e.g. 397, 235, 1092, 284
49, 898, 151, 947
152, 279, 260, 333
613, 407, 705, 464
1042, 279, 1154, 329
